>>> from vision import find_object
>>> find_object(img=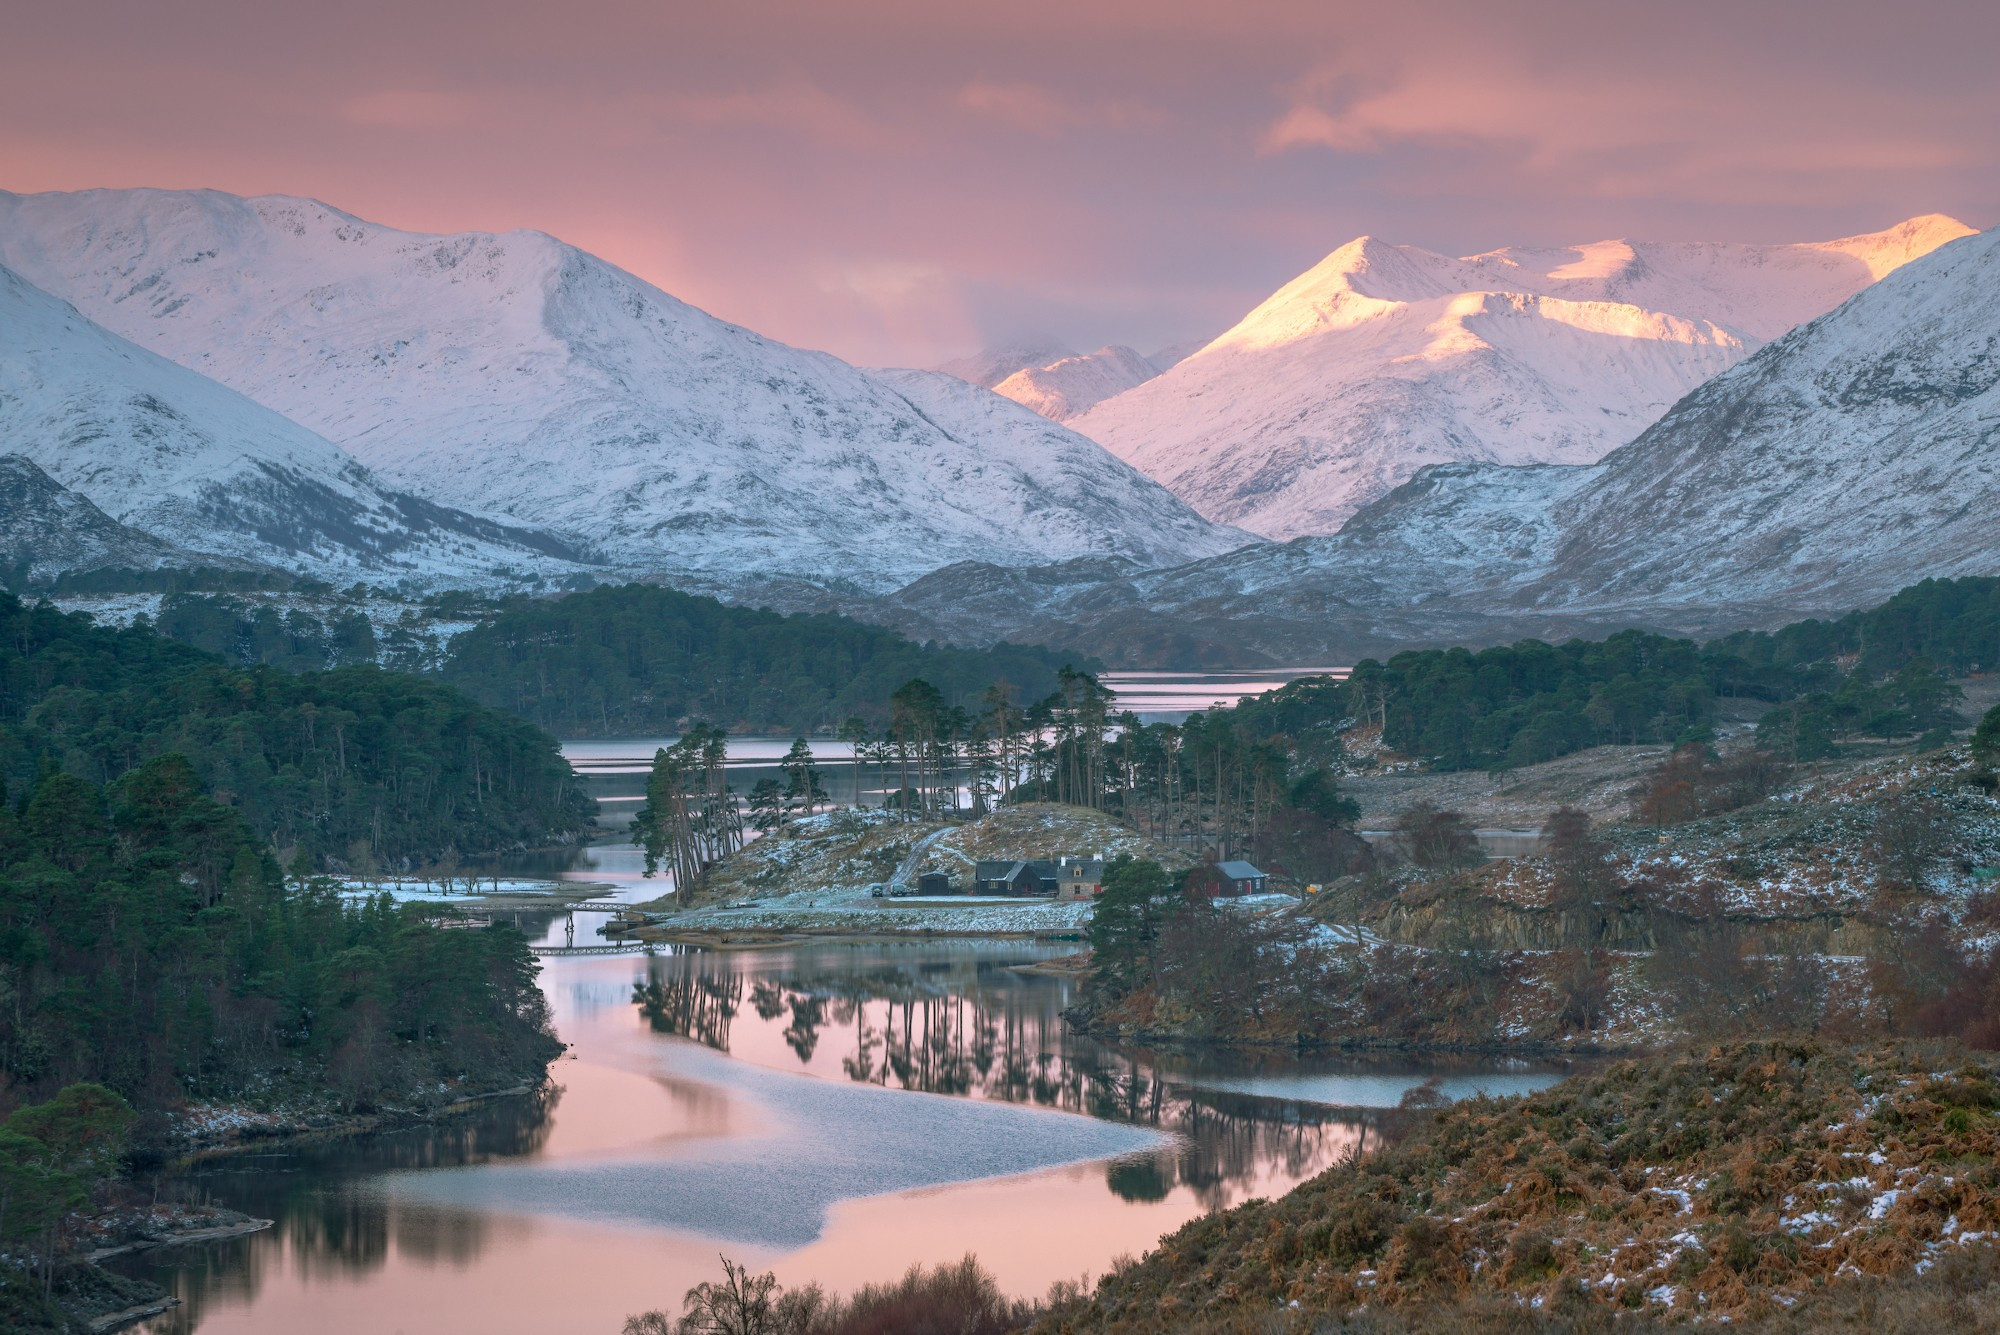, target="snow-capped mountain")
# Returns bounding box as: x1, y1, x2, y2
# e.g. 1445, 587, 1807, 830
0, 189, 1245, 590
0, 261, 586, 581
991, 345, 1161, 421
868, 226, 2000, 666
1070, 216, 1975, 539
